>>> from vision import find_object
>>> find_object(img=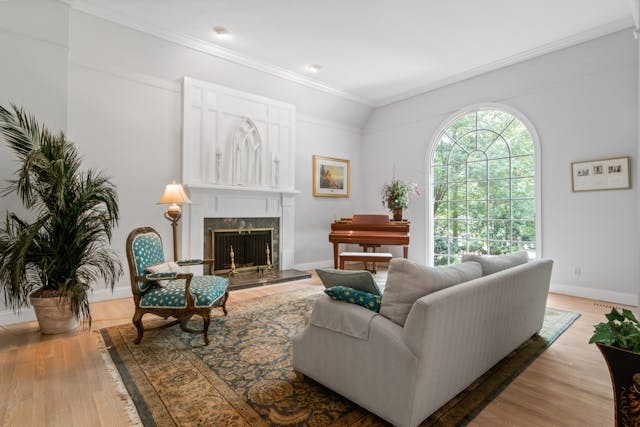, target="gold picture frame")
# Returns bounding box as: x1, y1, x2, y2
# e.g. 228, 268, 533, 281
571, 156, 631, 192
313, 155, 350, 197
